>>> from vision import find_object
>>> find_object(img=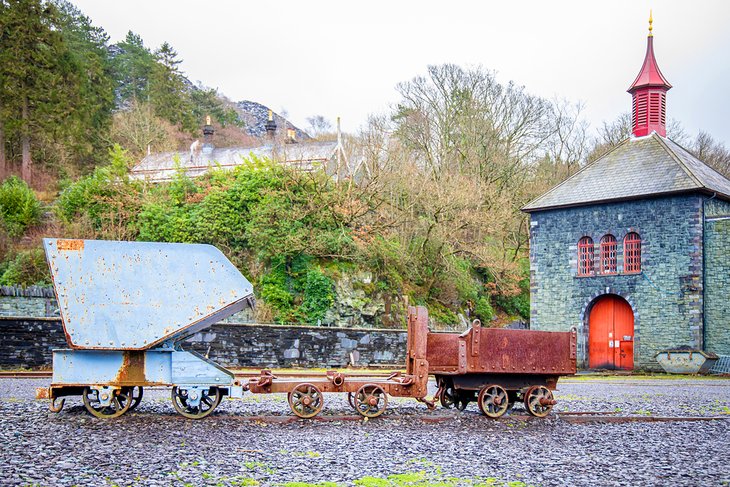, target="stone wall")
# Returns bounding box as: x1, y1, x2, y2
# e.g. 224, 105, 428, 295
529, 194, 705, 370
705, 198, 730, 355
0, 317, 408, 369
0, 286, 59, 318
